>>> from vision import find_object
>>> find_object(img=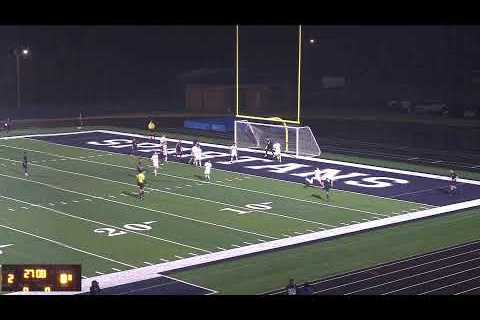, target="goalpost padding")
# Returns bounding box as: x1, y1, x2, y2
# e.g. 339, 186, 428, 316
234, 120, 321, 157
